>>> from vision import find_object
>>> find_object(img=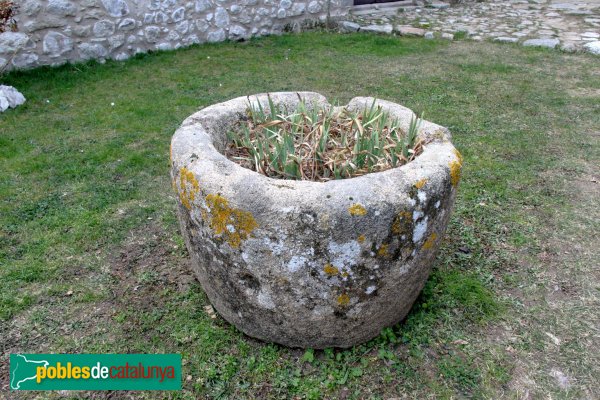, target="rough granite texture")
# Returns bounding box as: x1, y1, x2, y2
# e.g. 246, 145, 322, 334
0, 85, 26, 112
0, 0, 351, 70
170, 92, 462, 348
